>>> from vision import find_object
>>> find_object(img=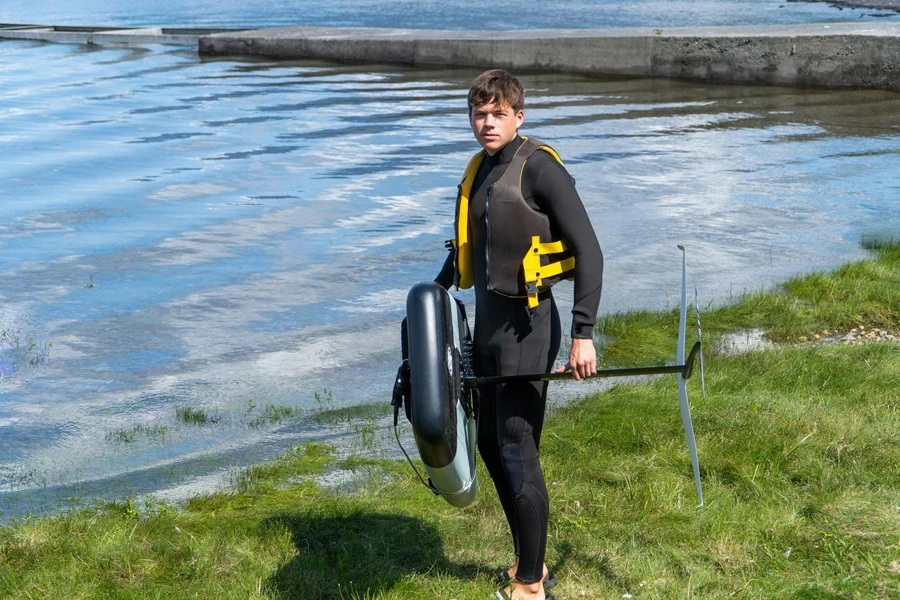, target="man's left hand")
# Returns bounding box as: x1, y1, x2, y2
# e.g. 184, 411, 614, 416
557, 338, 597, 381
